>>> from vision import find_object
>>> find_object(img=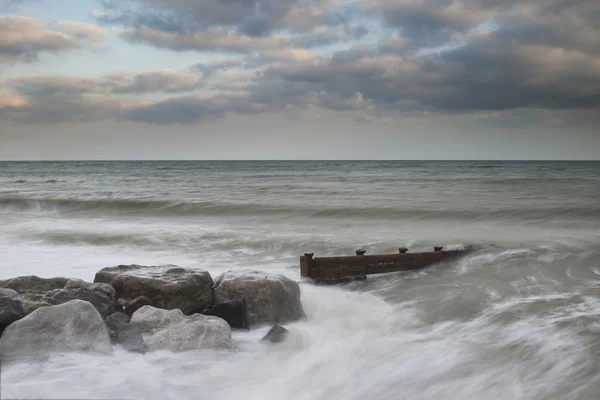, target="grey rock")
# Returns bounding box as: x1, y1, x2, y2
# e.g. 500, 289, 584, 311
0, 288, 19, 300
94, 265, 213, 315
0, 300, 112, 361
0, 275, 69, 293
116, 323, 146, 354
64, 279, 117, 299
104, 312, 145, 353
131, 305, 231, 352
212, 270, 305, 326
17, 291, 51, 315
16, 286, 121, 318
261, 325, 289, 344
105, 312, 130, 342
43, 287, 121, 319
106, 311, 130, 326
125, 295, 152, 318
0, 297, 25, 335
202, 299, 249, 330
